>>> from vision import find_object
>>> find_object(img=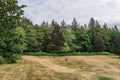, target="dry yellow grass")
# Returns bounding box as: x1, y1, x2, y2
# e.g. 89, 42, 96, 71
0, 55, 120, 80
